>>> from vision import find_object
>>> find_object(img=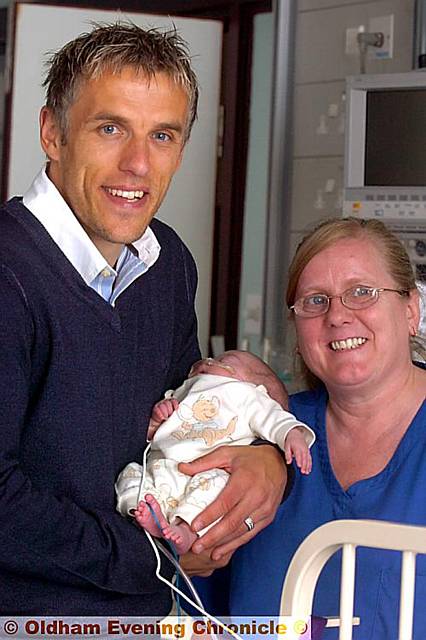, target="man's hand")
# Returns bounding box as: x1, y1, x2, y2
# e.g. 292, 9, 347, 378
180, 548, 233, 577
178, 445, 287, 560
